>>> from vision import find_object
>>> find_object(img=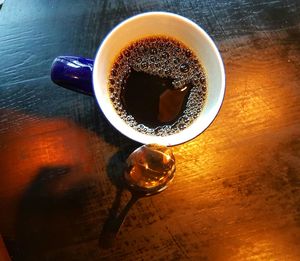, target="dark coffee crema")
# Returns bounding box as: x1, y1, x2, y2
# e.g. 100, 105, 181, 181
108, 36, 207, 136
